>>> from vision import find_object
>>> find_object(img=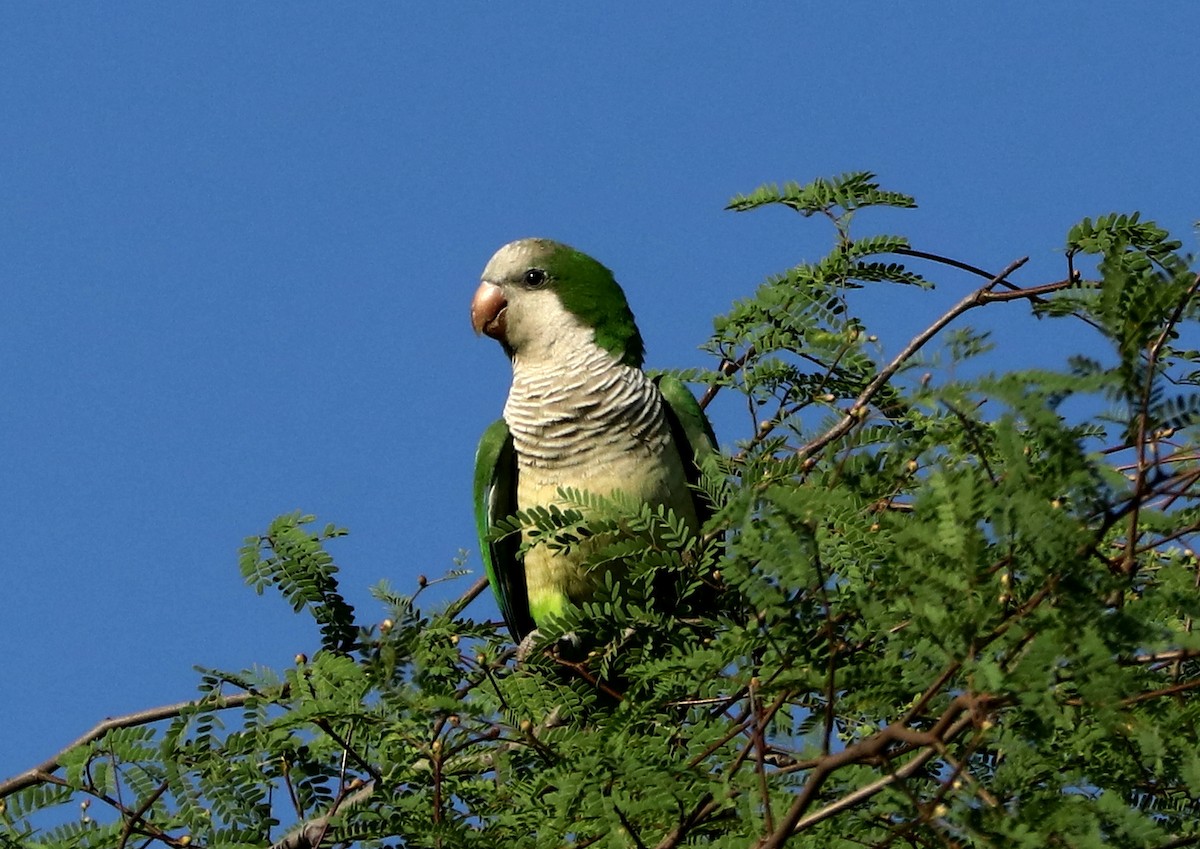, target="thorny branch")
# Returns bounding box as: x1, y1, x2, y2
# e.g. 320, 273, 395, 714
1, 572, 500, 844
727, 256, 1059, 463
